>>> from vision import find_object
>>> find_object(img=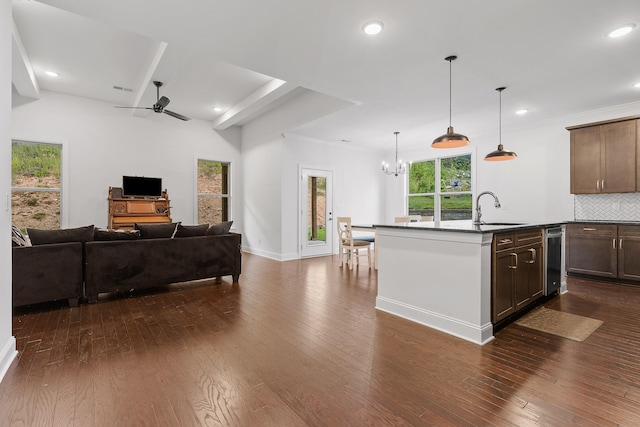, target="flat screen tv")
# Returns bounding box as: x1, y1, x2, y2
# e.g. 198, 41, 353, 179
122, 176, 162, 198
